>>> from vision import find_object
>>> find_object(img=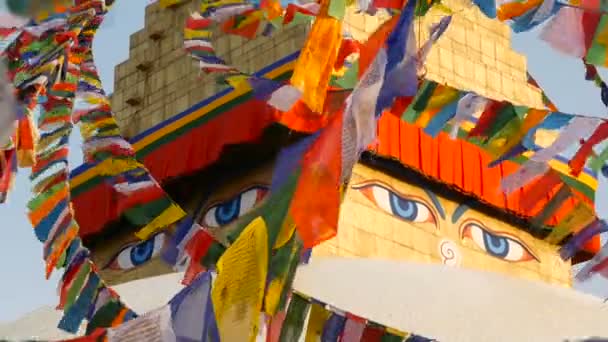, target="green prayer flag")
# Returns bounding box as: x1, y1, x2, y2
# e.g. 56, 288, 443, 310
279, 294, 311, 342
403, 81, 437, 123
590, 144, 608, 172
485, 104, 517, 141
328, 0, 346, 20
381, 332, 405, 342
586, 15, 608, 66
262, 172, 299, 250
56, 247, 67, 269
225, 169, 300, 252
27, 182, 66, 211
86, 300, 124, 334
513, 105, 529, 120
270, 17, 283, 28
64, 262, 92, 312
278, 237, 303, 312
123, 197, 173, 226
532, 185, 571, 228
201, 242, 225, 269
485, 116, 521, 152
335, 63, 359, 89
415, 0, 440, 16
545, 203, 595, 244
292, 12, 315, 25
